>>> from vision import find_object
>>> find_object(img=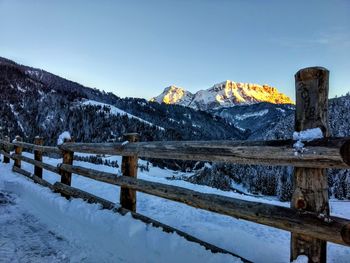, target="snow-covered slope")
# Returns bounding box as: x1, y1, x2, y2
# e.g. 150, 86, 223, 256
1, 154, 349, 263
0, 162, 238, 263
151, 81, 294, 111
81, 100, 165, 130
212, 102, 295, 139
